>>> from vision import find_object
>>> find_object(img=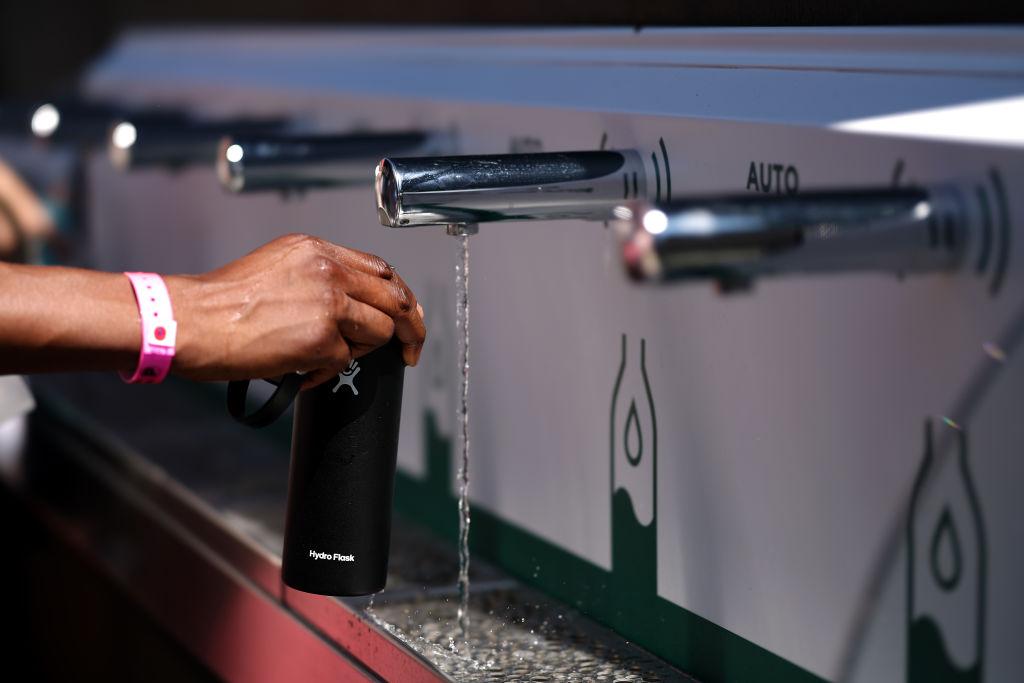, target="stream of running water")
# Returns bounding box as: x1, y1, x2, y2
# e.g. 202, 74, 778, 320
454, 233, 472, 639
